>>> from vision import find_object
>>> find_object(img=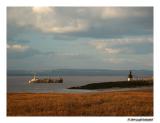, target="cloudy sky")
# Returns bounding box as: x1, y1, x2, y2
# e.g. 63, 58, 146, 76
7, 7, 153, 70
